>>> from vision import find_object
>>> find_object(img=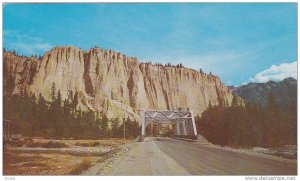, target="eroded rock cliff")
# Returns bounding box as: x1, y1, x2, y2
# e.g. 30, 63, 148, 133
4, 46, 238, 120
